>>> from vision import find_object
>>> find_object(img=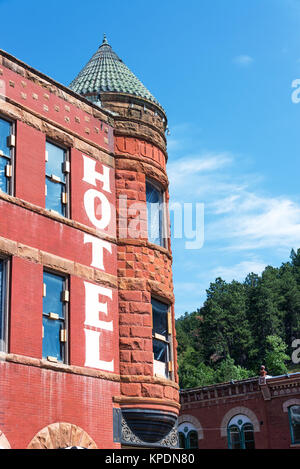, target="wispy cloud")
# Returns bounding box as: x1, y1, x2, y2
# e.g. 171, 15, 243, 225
168, 152, 233, 197
233, 54, 254, 66
210, 259, 267, 283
